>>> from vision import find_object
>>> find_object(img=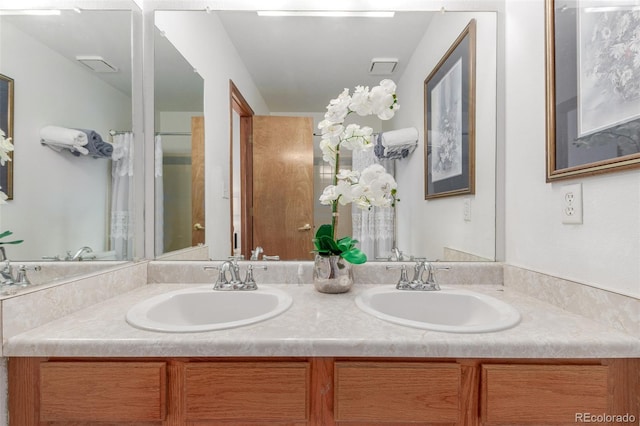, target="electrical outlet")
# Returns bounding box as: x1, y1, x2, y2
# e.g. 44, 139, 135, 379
561, 183, 583, 224
463, 198, 471, 222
